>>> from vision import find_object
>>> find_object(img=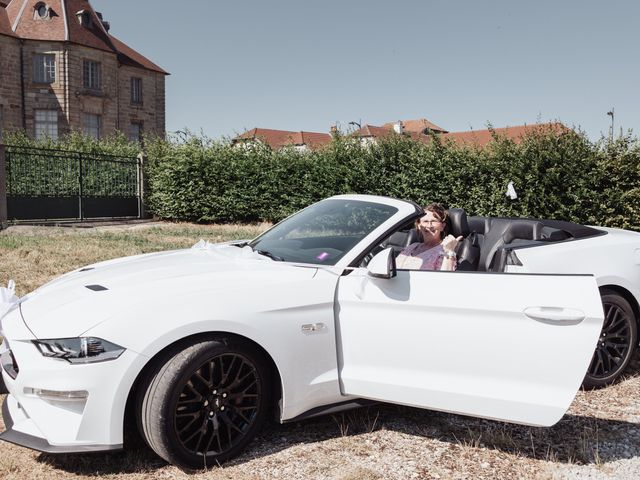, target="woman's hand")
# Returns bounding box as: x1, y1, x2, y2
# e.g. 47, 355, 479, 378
442, 234, 464, 254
